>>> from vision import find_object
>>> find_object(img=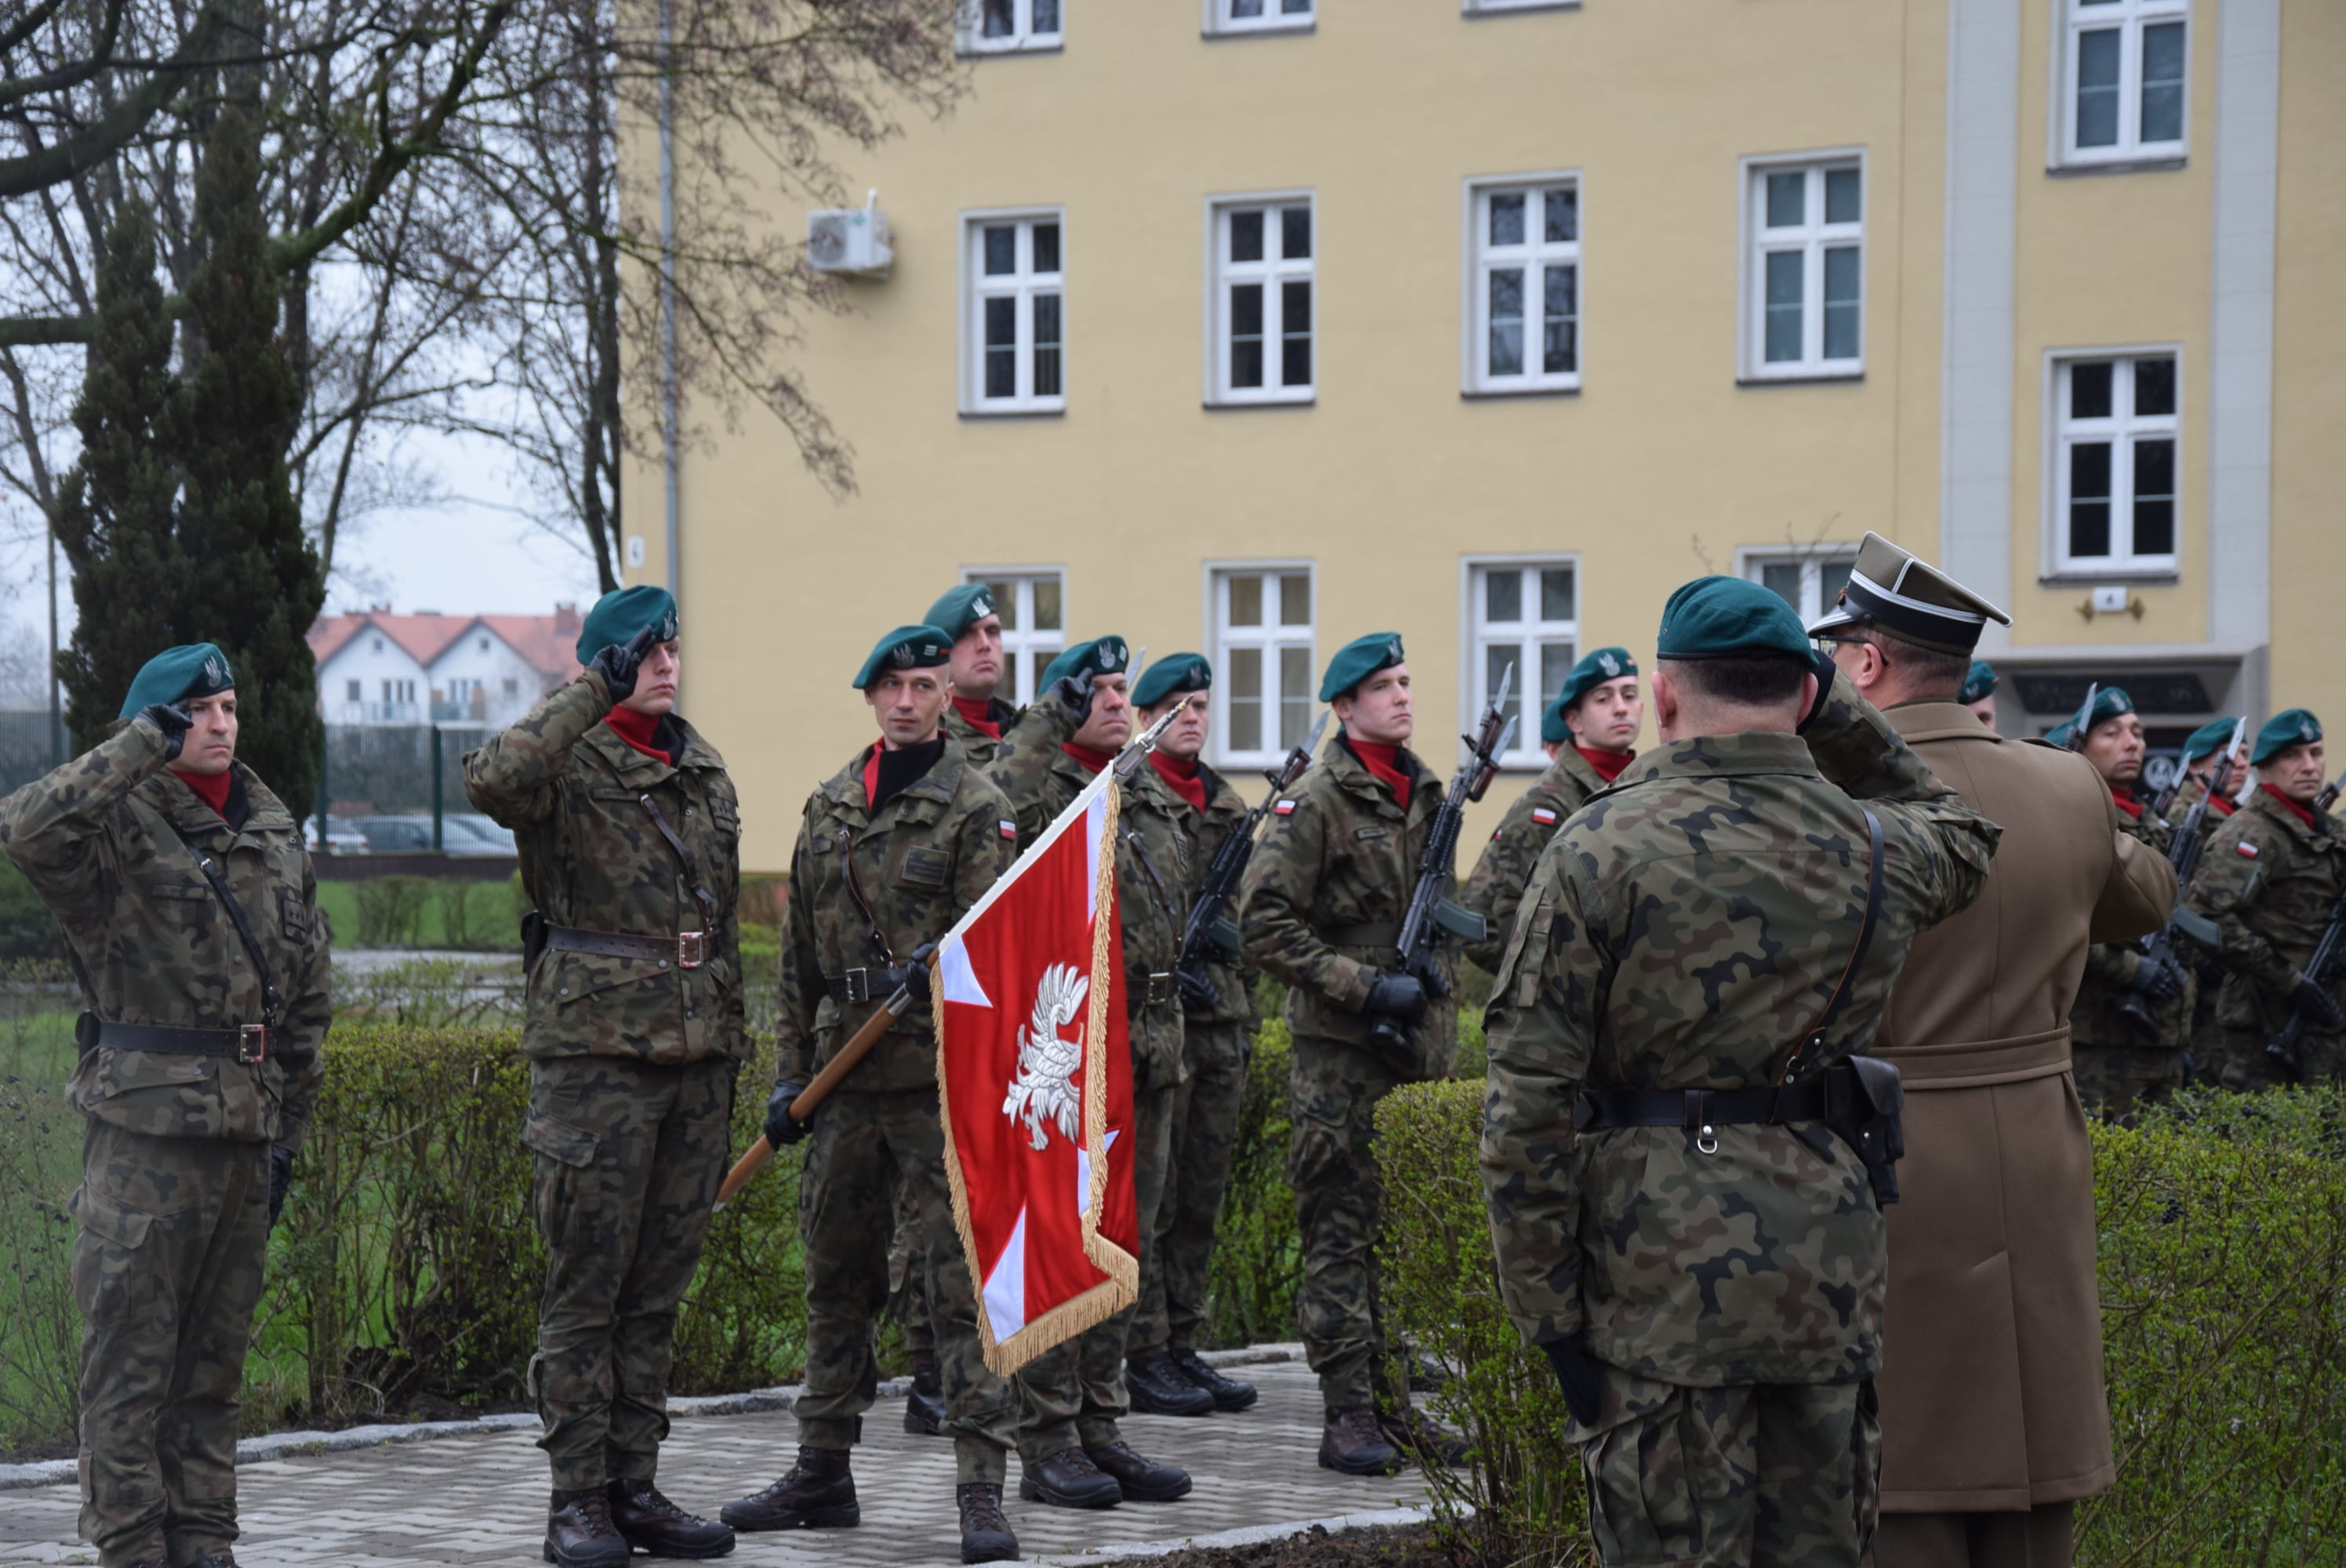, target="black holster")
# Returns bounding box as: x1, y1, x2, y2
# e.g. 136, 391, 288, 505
521, 909, 549, 975
1829, 1055, 1905, 1206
